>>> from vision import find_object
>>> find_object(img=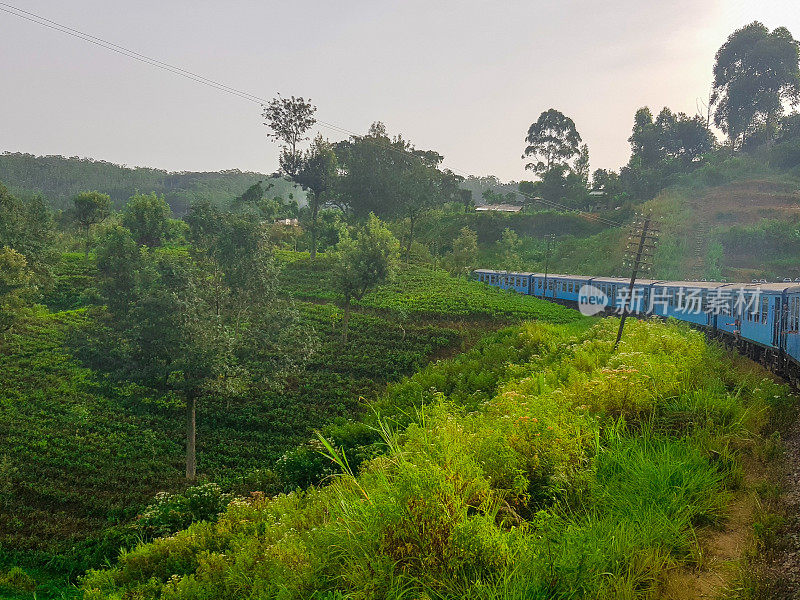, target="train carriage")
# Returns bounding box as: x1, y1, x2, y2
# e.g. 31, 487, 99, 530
785, 287, 800, 368
535, 274, 594, 302
472, 267, 800, 386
